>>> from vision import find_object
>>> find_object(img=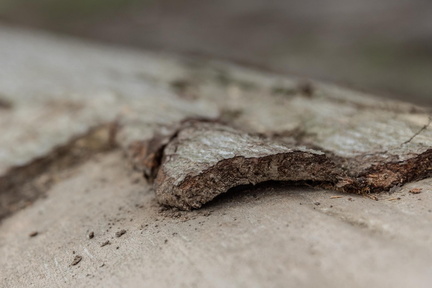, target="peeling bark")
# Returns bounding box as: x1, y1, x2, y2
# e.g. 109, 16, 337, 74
139, 120, 432, 210
1, 27, 431, 214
